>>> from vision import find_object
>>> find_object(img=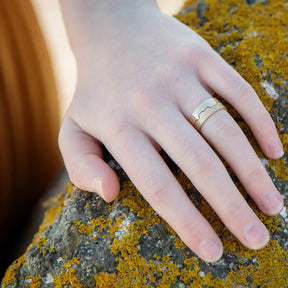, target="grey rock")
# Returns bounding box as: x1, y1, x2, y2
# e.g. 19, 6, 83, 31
2, 0, 287, 287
